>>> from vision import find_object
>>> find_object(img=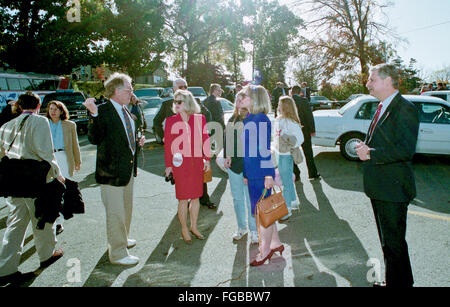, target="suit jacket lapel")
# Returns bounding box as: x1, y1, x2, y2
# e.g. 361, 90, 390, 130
106, 101, 132, 149
366, 93, 401, 144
